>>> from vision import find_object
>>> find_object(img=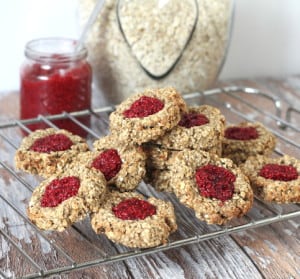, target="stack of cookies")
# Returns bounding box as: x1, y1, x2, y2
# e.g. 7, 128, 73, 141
15, 123, 178, 247
14, 87, 299, 248
107, 87, 255, 225
14, 87, 189, 248
143, 104, 226, 193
